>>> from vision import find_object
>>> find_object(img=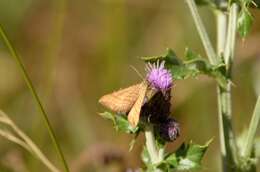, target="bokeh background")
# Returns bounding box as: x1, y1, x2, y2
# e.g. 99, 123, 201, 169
0, 0, 260, 171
